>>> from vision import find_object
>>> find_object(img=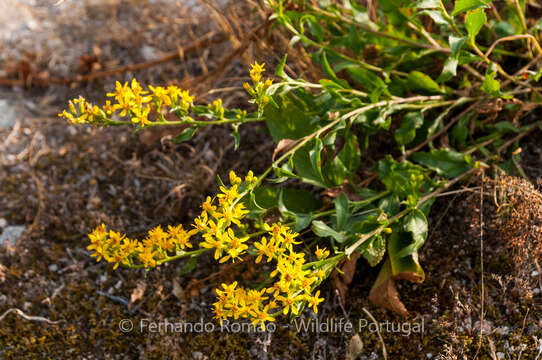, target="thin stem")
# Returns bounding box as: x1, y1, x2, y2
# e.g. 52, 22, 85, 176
308, 5, 451, 53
